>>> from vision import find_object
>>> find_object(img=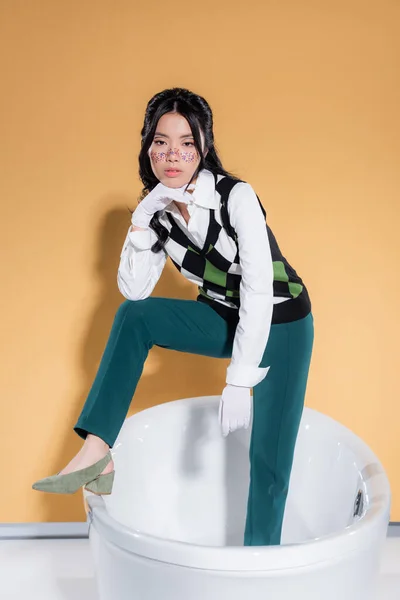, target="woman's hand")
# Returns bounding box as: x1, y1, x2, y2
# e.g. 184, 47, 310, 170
218, 384, 252, 437
131, 183, 192, 229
